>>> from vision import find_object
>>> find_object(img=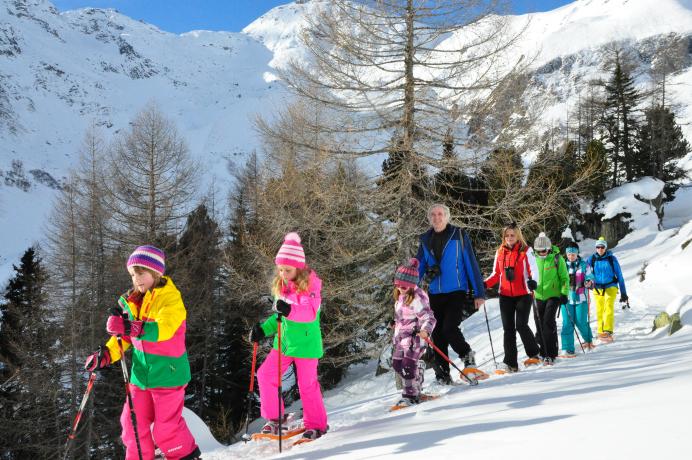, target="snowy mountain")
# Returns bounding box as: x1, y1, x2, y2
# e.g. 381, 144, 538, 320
2, 0, 692, 277
189, 177, 692, 459
0, 0, 286, 277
